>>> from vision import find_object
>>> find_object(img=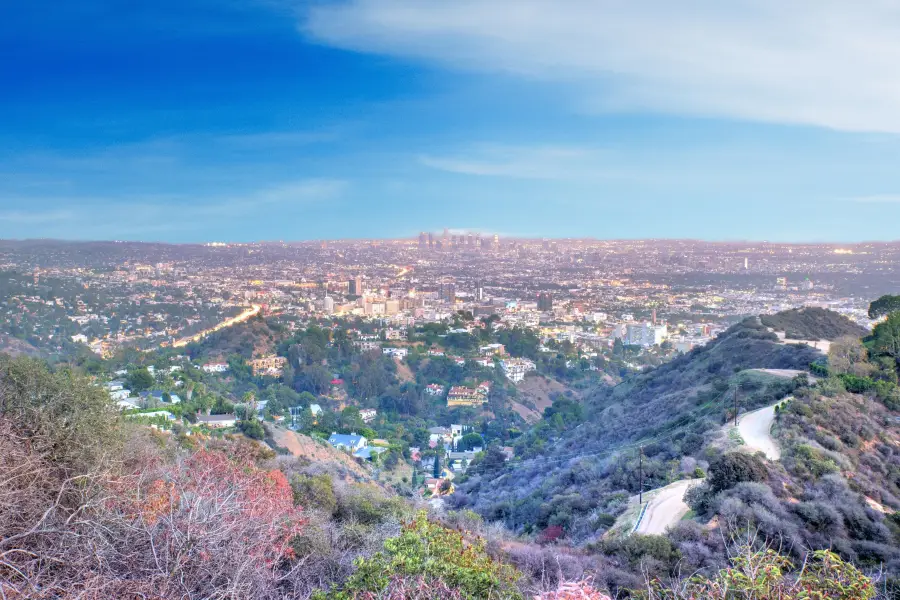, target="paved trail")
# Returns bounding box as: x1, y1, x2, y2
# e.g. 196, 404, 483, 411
736, 401, 785, 460
636, 479, 702, 535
